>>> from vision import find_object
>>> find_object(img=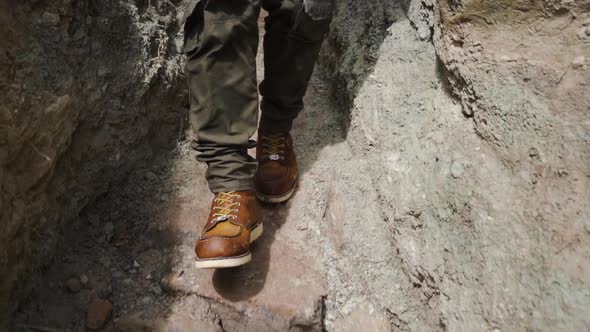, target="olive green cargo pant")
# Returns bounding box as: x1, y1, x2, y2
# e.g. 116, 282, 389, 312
183, 0, 332, 193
